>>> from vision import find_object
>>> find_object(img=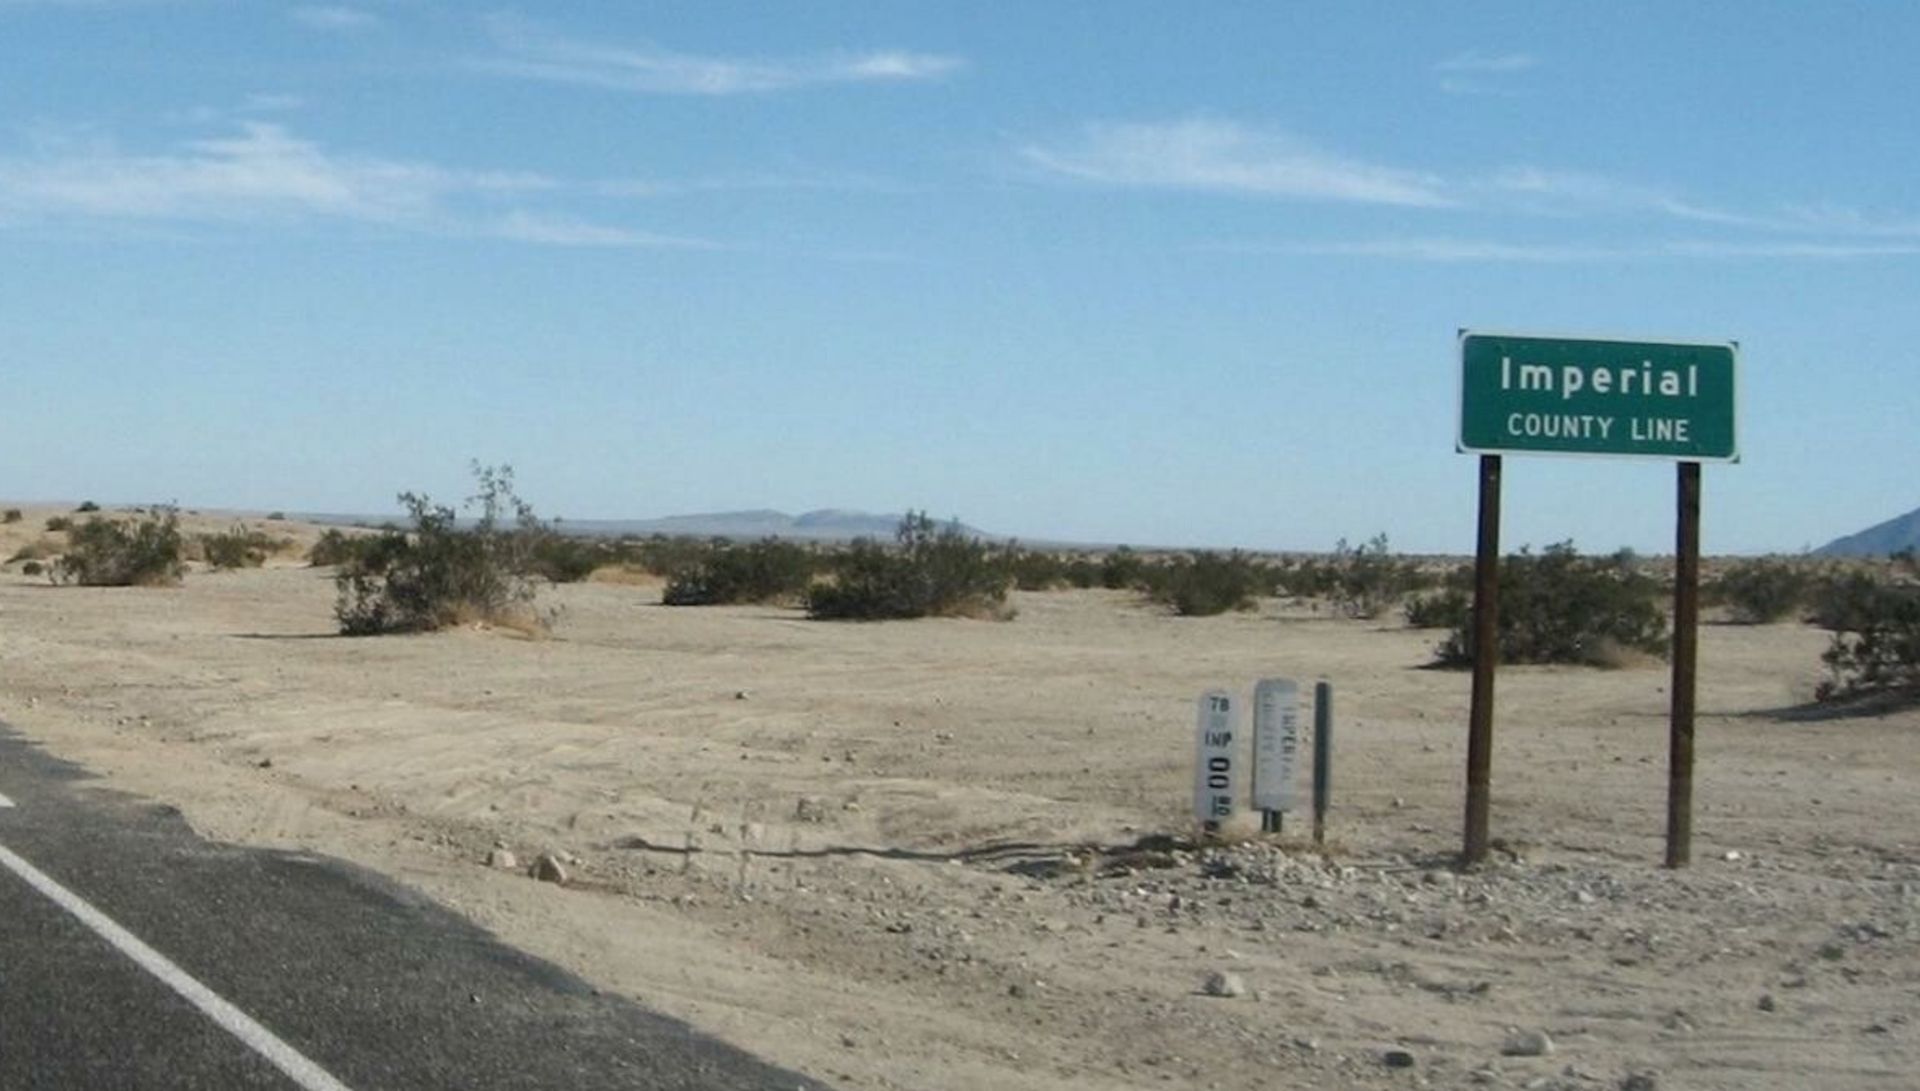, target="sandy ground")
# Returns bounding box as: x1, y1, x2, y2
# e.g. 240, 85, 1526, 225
2, 506, 1916, 1090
